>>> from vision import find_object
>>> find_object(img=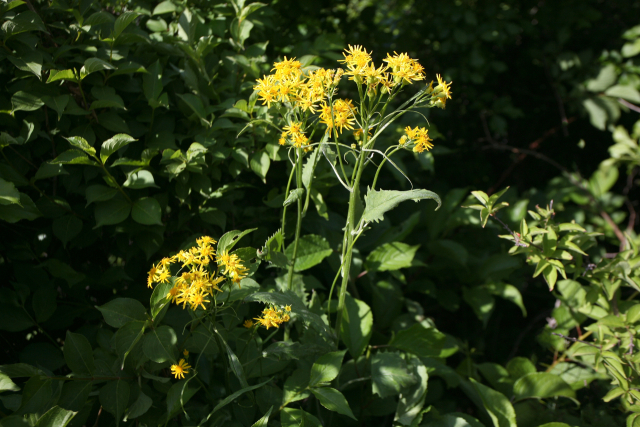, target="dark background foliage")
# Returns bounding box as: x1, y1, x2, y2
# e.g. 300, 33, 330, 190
1, 0, 639, 426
